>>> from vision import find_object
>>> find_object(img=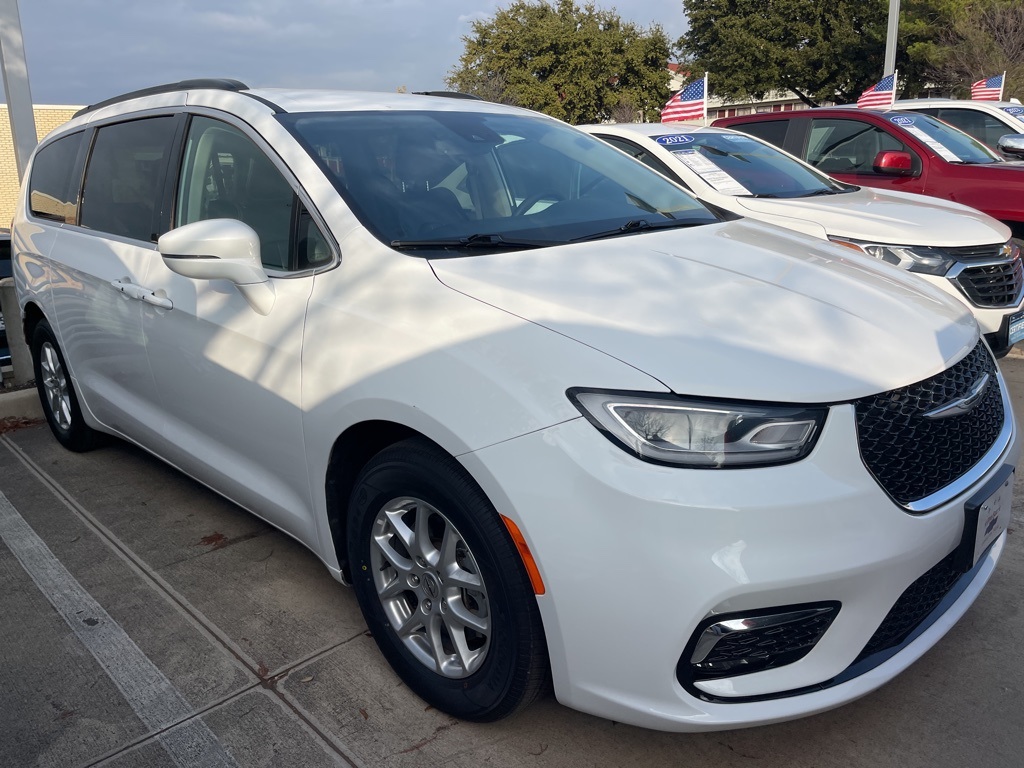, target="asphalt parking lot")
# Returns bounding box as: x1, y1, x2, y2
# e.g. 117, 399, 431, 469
2, 358, 1024, 768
